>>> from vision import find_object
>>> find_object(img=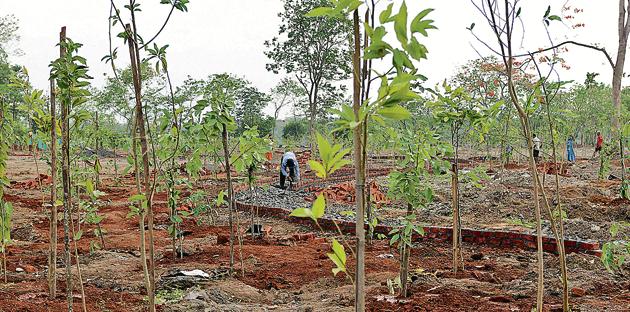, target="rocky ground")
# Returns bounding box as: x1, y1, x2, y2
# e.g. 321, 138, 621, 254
237, 151, 629, 243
